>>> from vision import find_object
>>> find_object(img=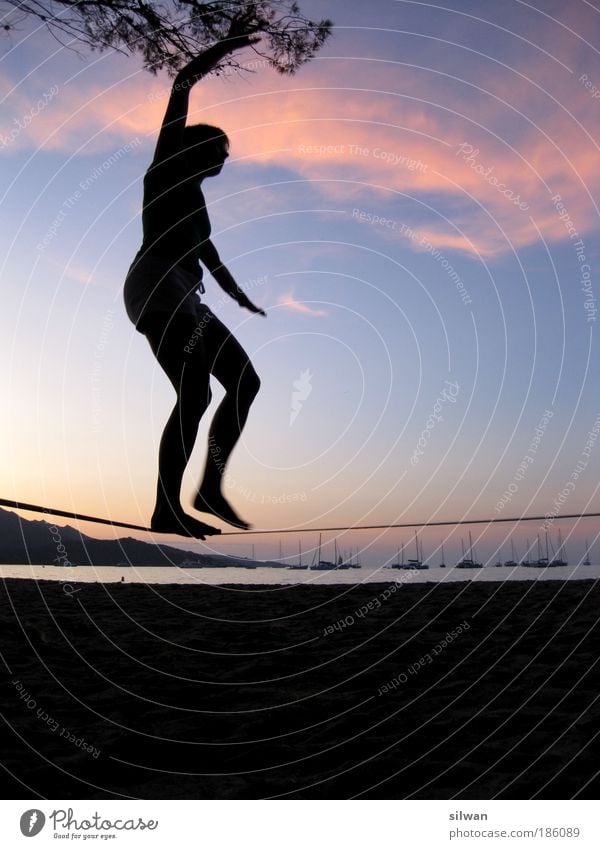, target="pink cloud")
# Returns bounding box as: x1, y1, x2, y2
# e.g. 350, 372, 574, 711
47, 257, 92, 285
3, 46, 598, 259
278, 293, 328, 317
